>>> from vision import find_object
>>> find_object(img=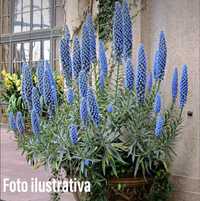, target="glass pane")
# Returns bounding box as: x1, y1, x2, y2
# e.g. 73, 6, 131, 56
22, 12, 30, 32
33, 10, 41, 30
15, 0, 22, 13
32, 41, 41, 61
23, 0, 30, 12
42, 9, 50, 28
33, 0, 41, 10
56, 6, 64, 27
14, 14, 22, 33
56, 0, 63, 6
13, 43, 21, 62
43, 0, 50, 9
21, 43, 30, 62
43, 40, 50, 61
